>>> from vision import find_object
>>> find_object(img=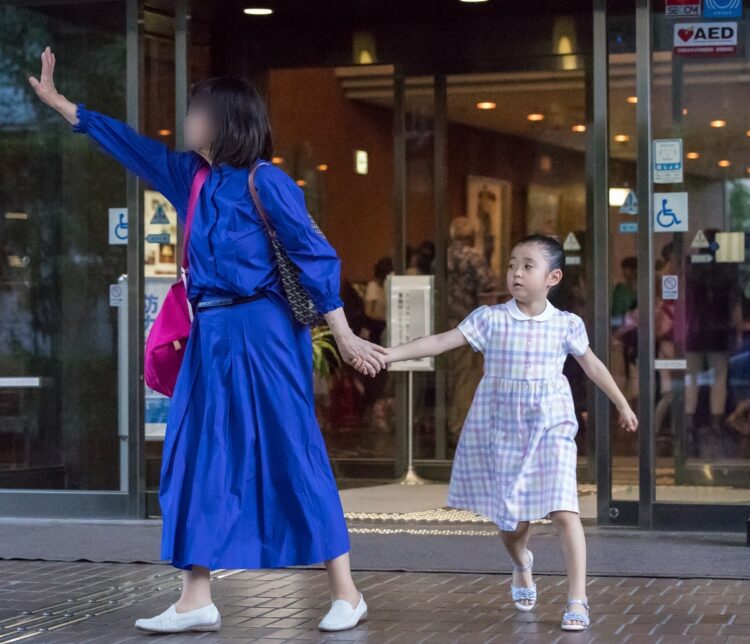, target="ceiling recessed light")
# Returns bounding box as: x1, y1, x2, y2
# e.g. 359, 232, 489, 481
296, 179, 307, 187
627, 96, 638, 104
571, 124, 586, 133
158, 129, 172, 136
243, 7, 273, 15
614, 134, 630, 143
527, 113, 544, 122
476, 101, 496, 110
271, 156, 284, 165
710, 119, 727, 128
460, 0, 490, 3
718, 159, 731, 167
317, 164, 329, 172
746, 130, 750, 137
682, 108, 688, 116
686, 152, 700, 160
